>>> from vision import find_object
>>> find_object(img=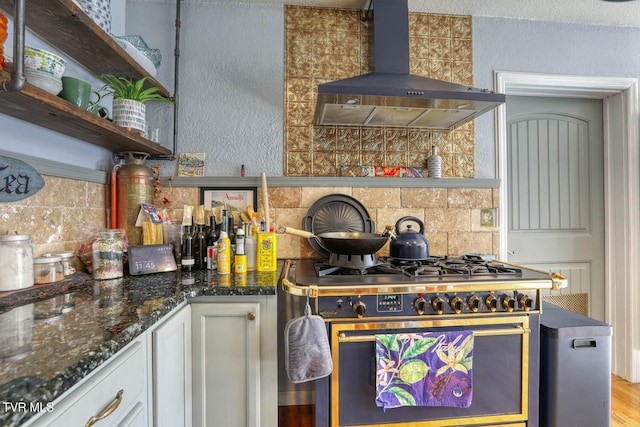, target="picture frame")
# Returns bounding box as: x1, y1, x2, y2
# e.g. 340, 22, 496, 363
200, 187, 258, 213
